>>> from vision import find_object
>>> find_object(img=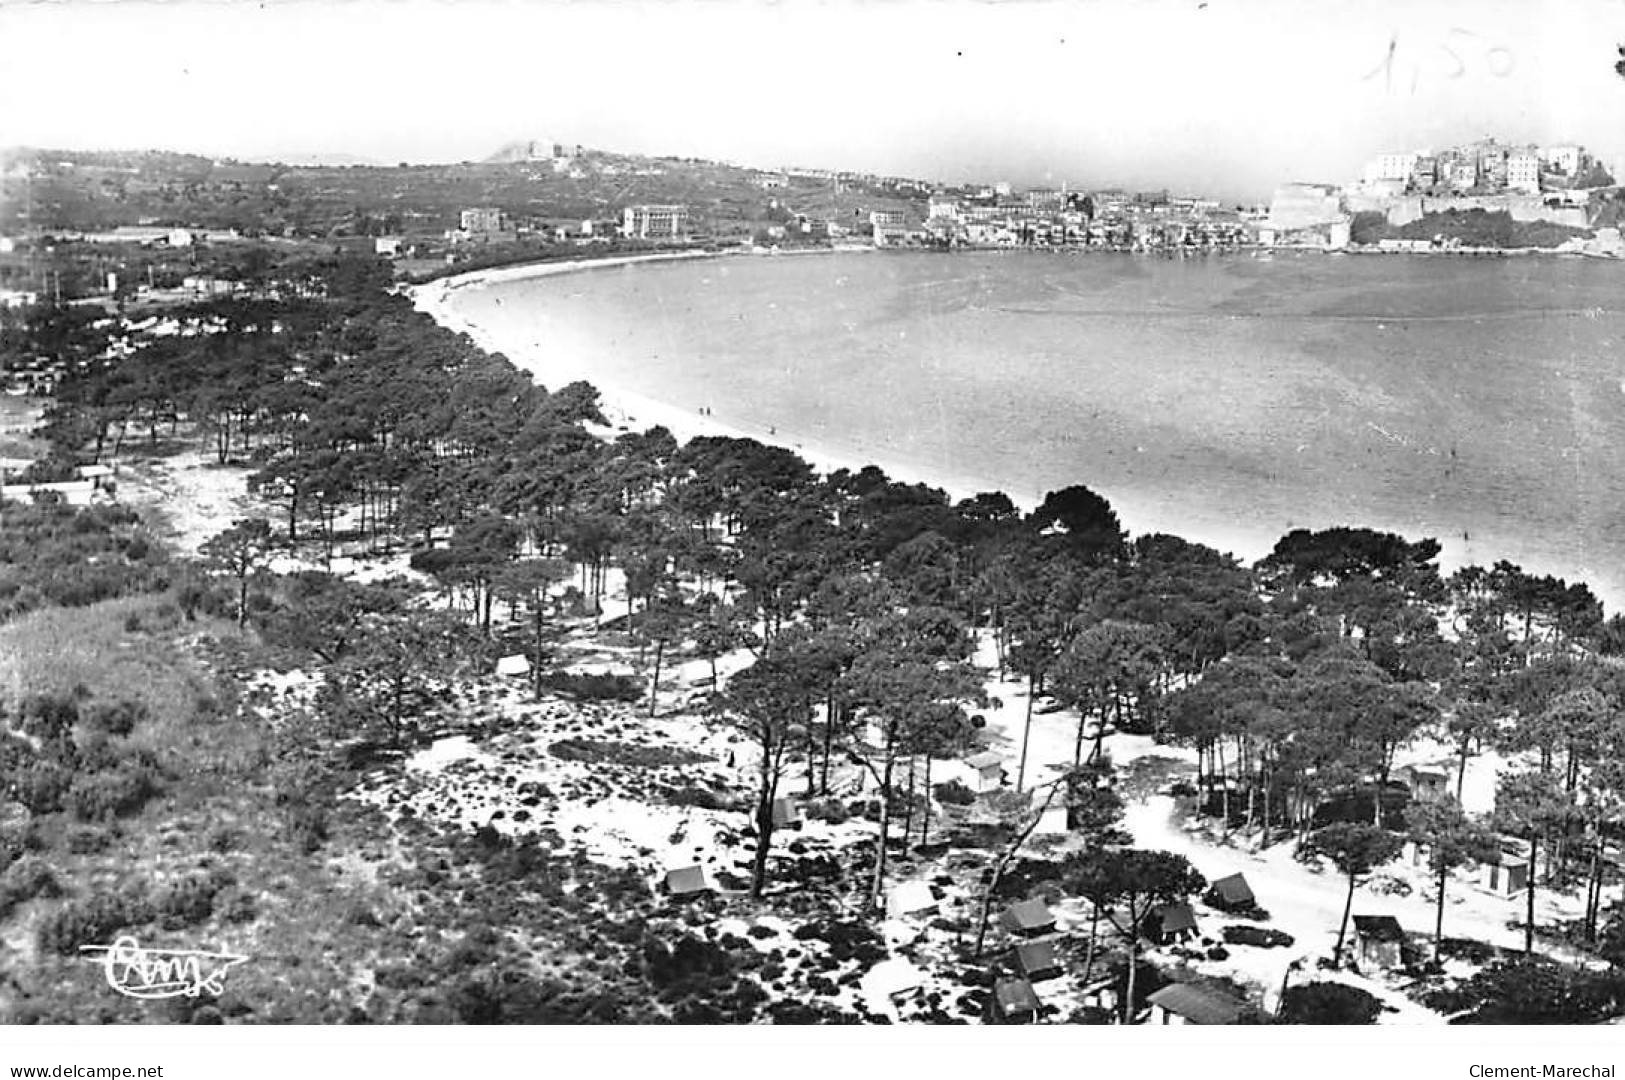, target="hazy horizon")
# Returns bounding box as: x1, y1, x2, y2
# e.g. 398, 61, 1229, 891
5, 0, 1625, 203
